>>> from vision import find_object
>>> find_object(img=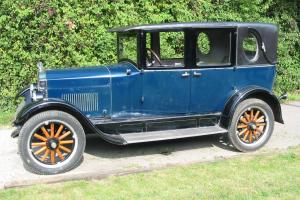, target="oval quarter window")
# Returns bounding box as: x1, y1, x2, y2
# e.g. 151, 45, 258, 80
197, 32, 211, 55
243, 33, 259, 62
